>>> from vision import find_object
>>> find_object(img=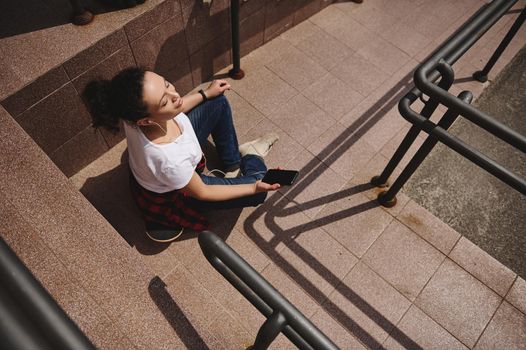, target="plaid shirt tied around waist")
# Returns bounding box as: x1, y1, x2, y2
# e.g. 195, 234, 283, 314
129, 155, 210, 231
